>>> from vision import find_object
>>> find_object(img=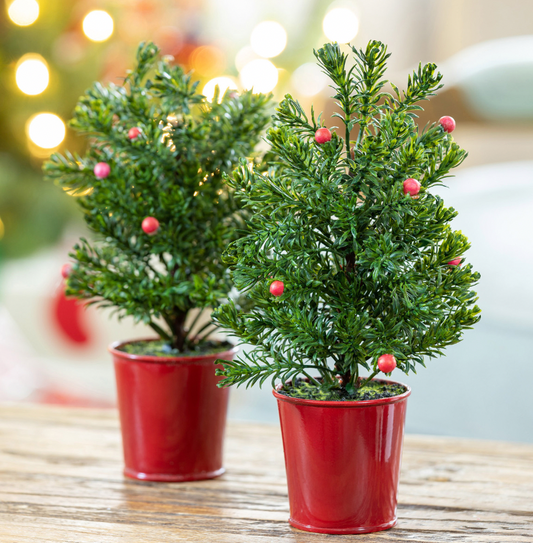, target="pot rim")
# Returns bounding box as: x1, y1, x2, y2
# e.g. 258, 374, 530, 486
272, 378, 411, 408
108, 337, 238, 365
